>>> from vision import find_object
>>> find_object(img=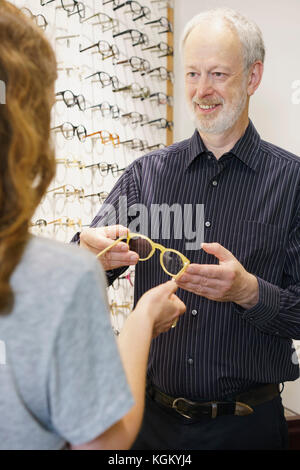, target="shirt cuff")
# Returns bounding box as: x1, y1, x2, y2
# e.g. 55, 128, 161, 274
234, 276, 280, 327
70, 231, 80, 244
